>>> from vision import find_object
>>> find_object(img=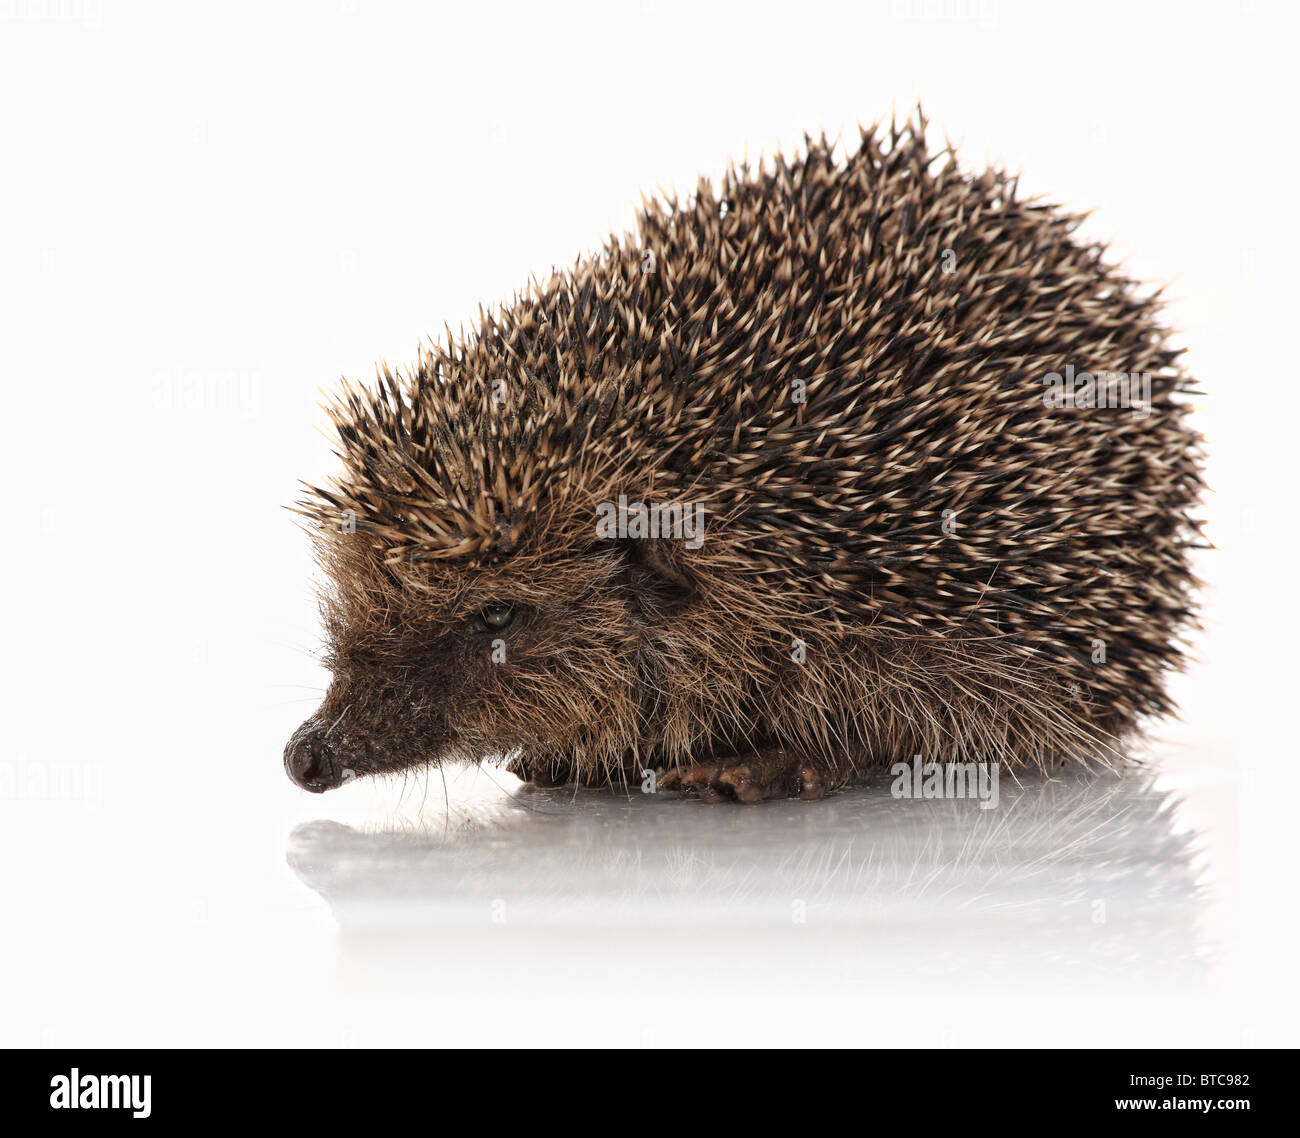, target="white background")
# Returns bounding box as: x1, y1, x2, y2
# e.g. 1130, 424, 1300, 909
1, 0, 1296, 1047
